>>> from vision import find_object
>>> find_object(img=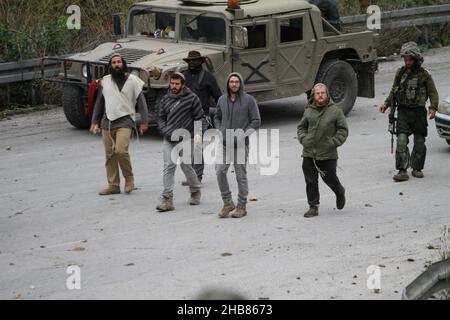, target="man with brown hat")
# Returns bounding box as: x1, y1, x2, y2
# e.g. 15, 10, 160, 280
90, 54, 148, 195
182, 50, 222, 184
